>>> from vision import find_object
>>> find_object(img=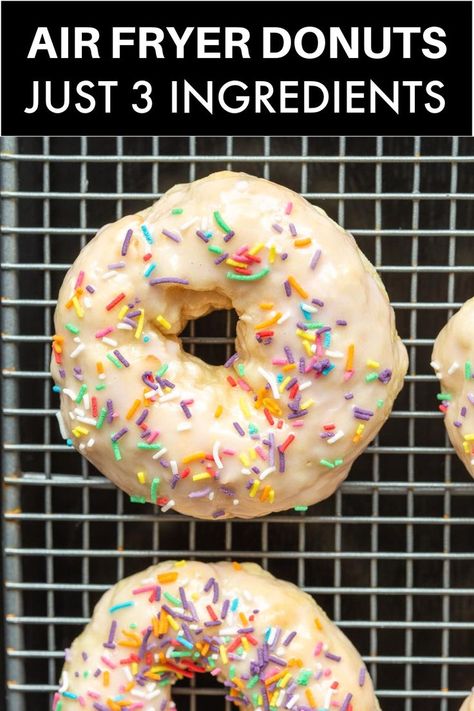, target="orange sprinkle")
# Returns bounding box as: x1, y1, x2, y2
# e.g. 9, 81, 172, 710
345, 344, 355, 372
314, 617, 323, 631
65, 288, 83, 309
232, 561, 242, 571
239, 612, 249, 627
294, 238, 312, 248
152, 615, 160, 637
232, 677, 245, 691
255, 312, 283, 330
126, 399, 141, 420
265, 669, 286, 686
260, 485, 271, 502
288, 275, 308, 299
305, 689, 316, 708
259, 302, 274, 310
157, 571, 179, 584
103, 670, 110, 687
